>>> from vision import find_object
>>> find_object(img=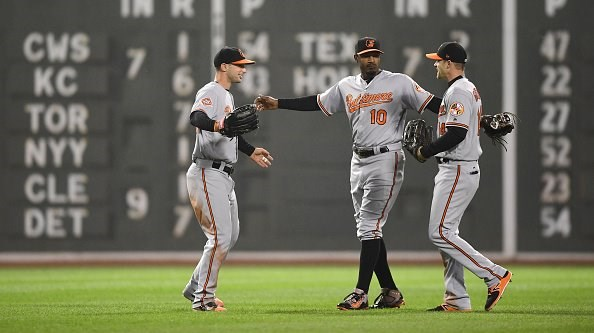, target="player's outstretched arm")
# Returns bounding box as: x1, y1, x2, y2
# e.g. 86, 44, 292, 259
250, 147, 273, 168
254, 95, 279, 111
256, 95, 320, 112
